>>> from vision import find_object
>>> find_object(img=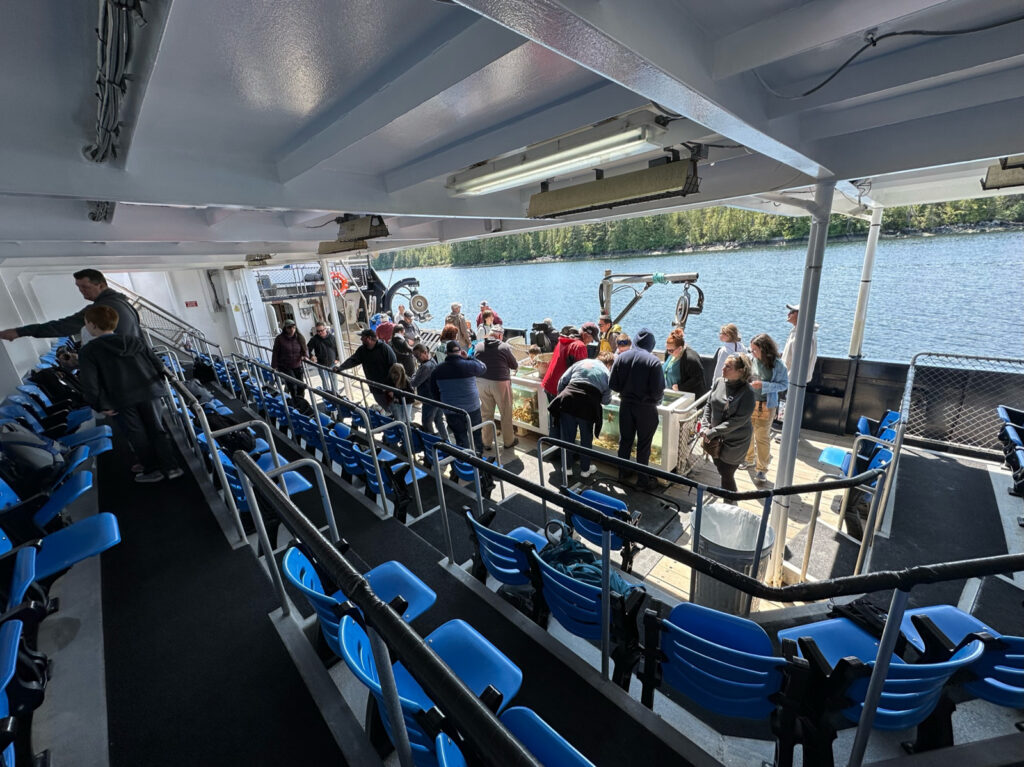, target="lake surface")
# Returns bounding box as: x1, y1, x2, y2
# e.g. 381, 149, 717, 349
386, 231, 1023, 363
